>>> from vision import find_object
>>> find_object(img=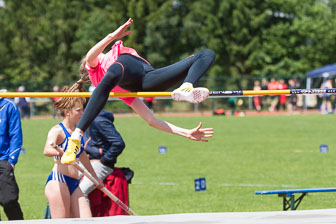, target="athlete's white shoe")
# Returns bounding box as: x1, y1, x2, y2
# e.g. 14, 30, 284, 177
172, 85, 209, 104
